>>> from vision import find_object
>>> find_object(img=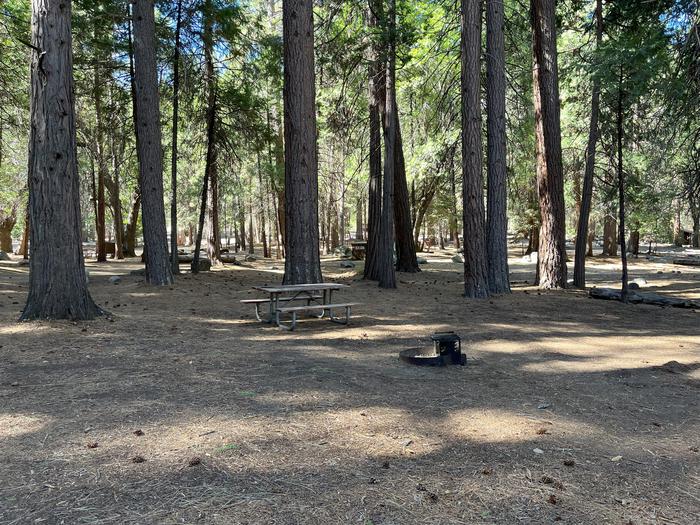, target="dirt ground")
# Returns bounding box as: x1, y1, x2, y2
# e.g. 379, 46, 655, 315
1, 246, 699, 524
